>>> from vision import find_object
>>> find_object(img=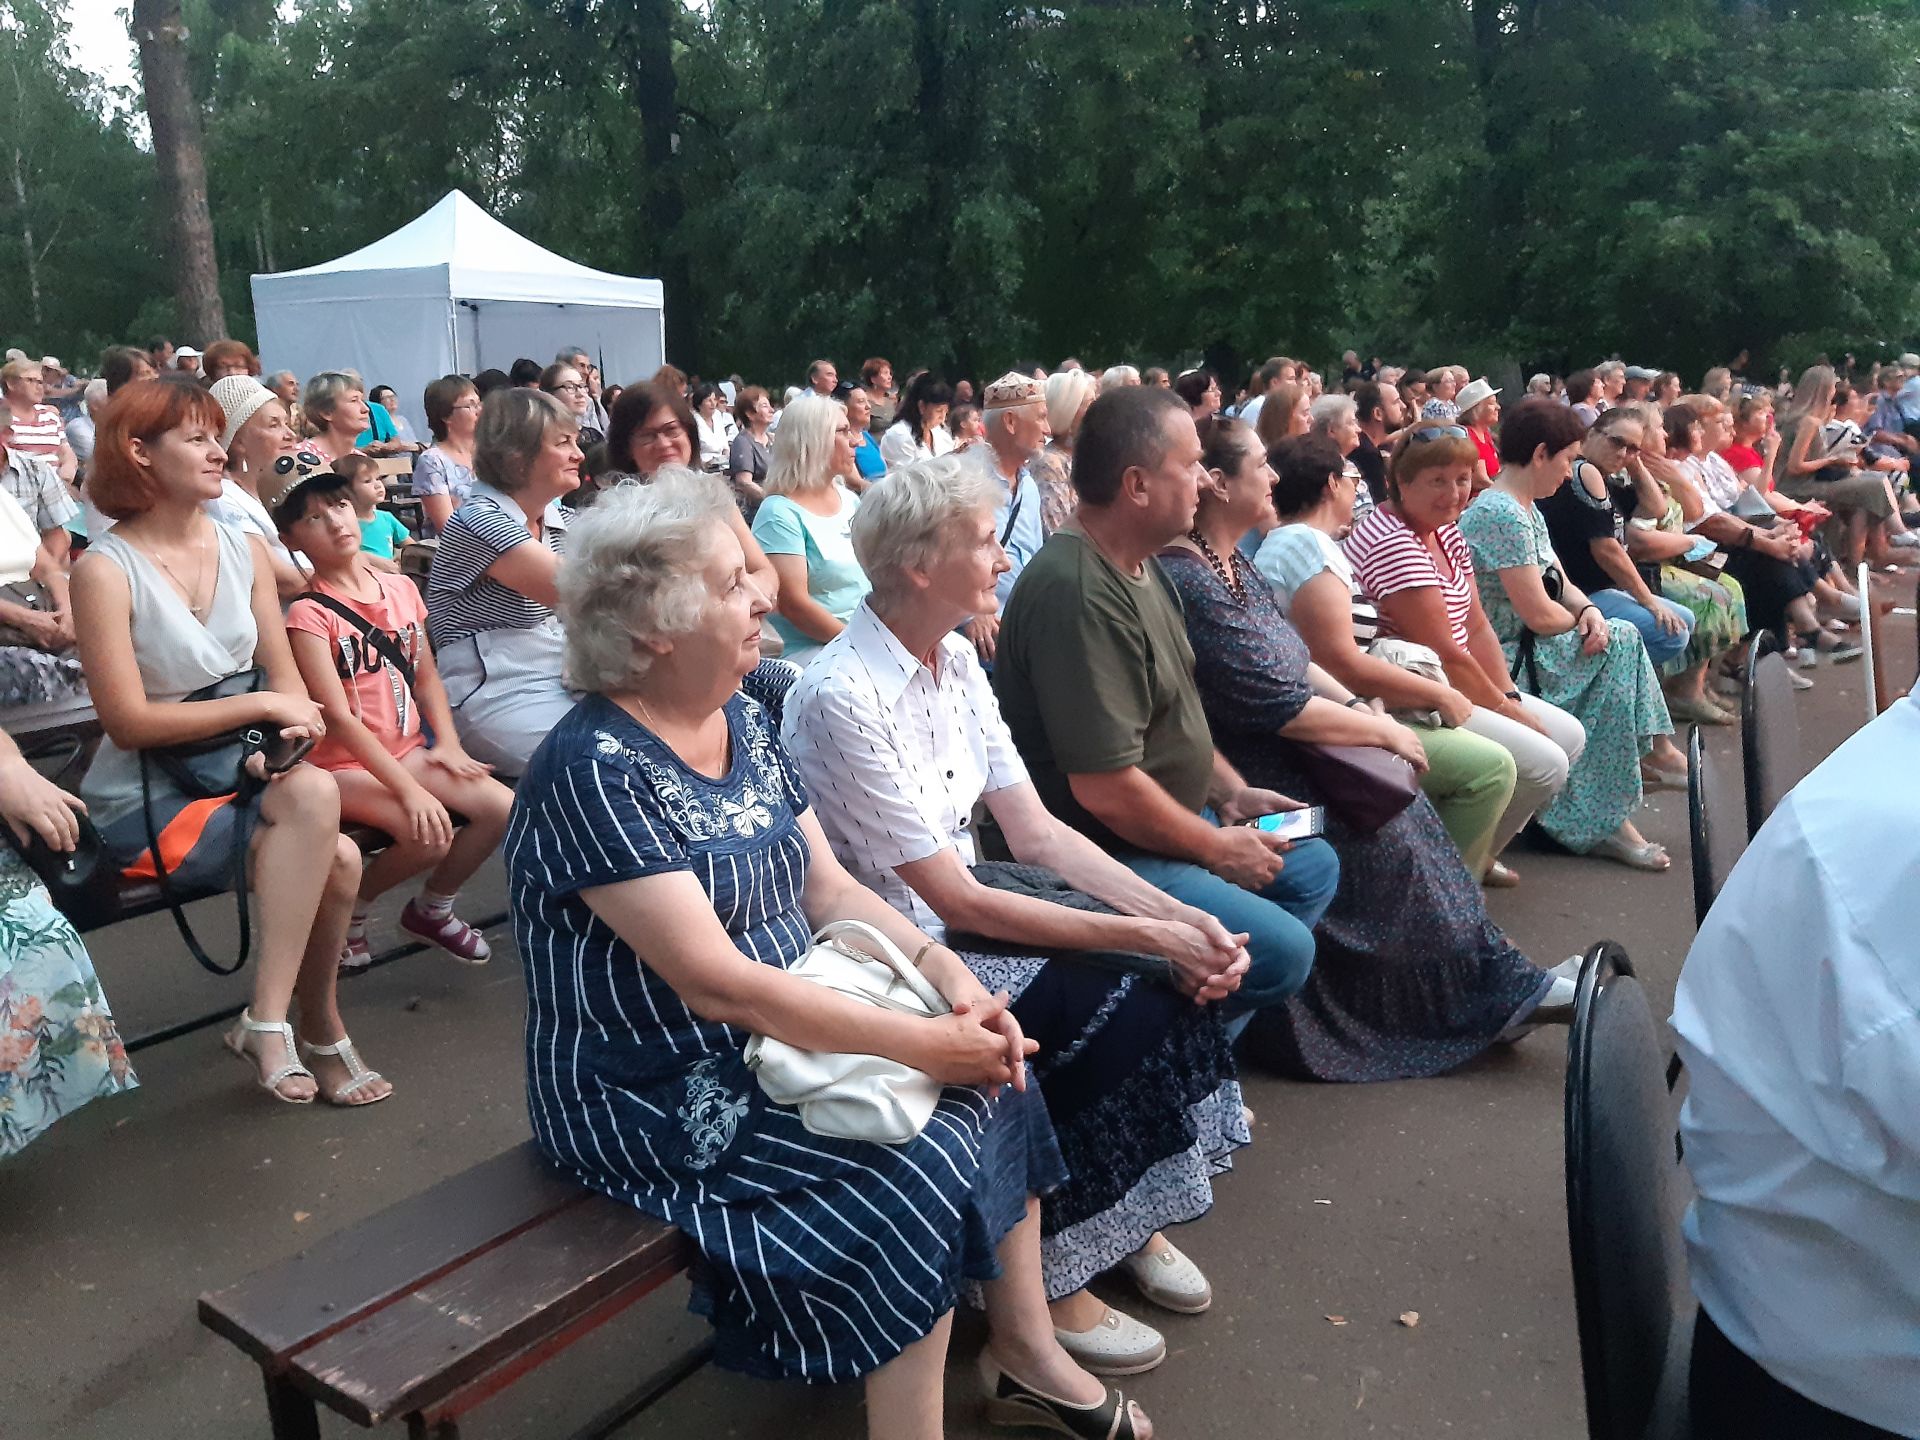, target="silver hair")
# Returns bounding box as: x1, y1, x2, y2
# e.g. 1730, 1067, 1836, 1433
1309, 394, 1357, 433
851, 452, 1001, 613
558, 468, 737, 693
82, 377, 108, 410
302, 370, 361, 424
764, 393, 843, 495
1099, 364, 1141, 393
474, 387, 578, 492
555, 345, 590, 366
266, 370, 297, 389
